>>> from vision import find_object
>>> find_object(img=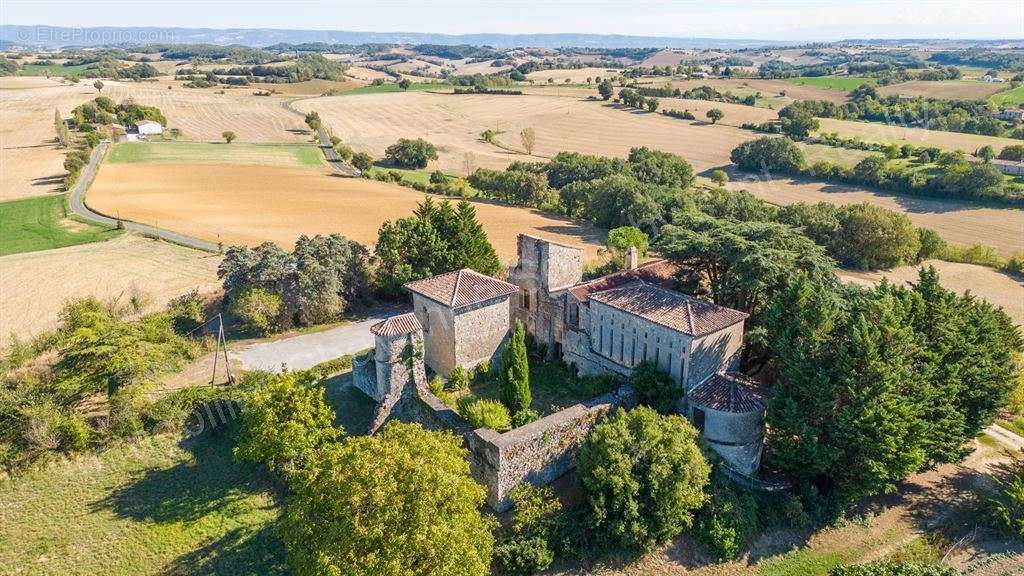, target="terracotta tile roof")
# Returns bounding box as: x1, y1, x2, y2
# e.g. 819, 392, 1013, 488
588, 280, 747, 337
369, 312, 422, 337
688, 372, 766, 413
404, 269, 518, 309
568, 259, 682, 301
